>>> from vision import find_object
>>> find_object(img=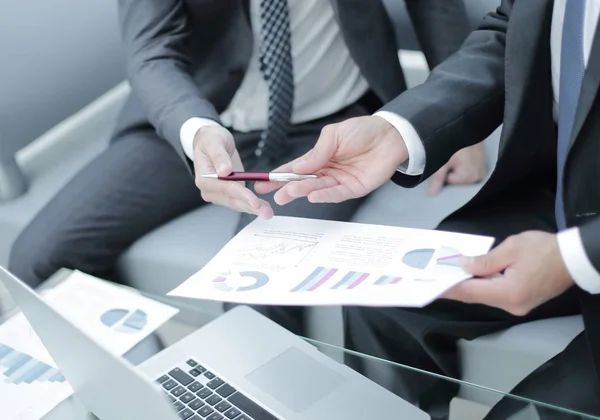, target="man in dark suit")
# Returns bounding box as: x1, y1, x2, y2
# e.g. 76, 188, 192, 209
8, 0, 482, 336
262, 0, 600, 418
